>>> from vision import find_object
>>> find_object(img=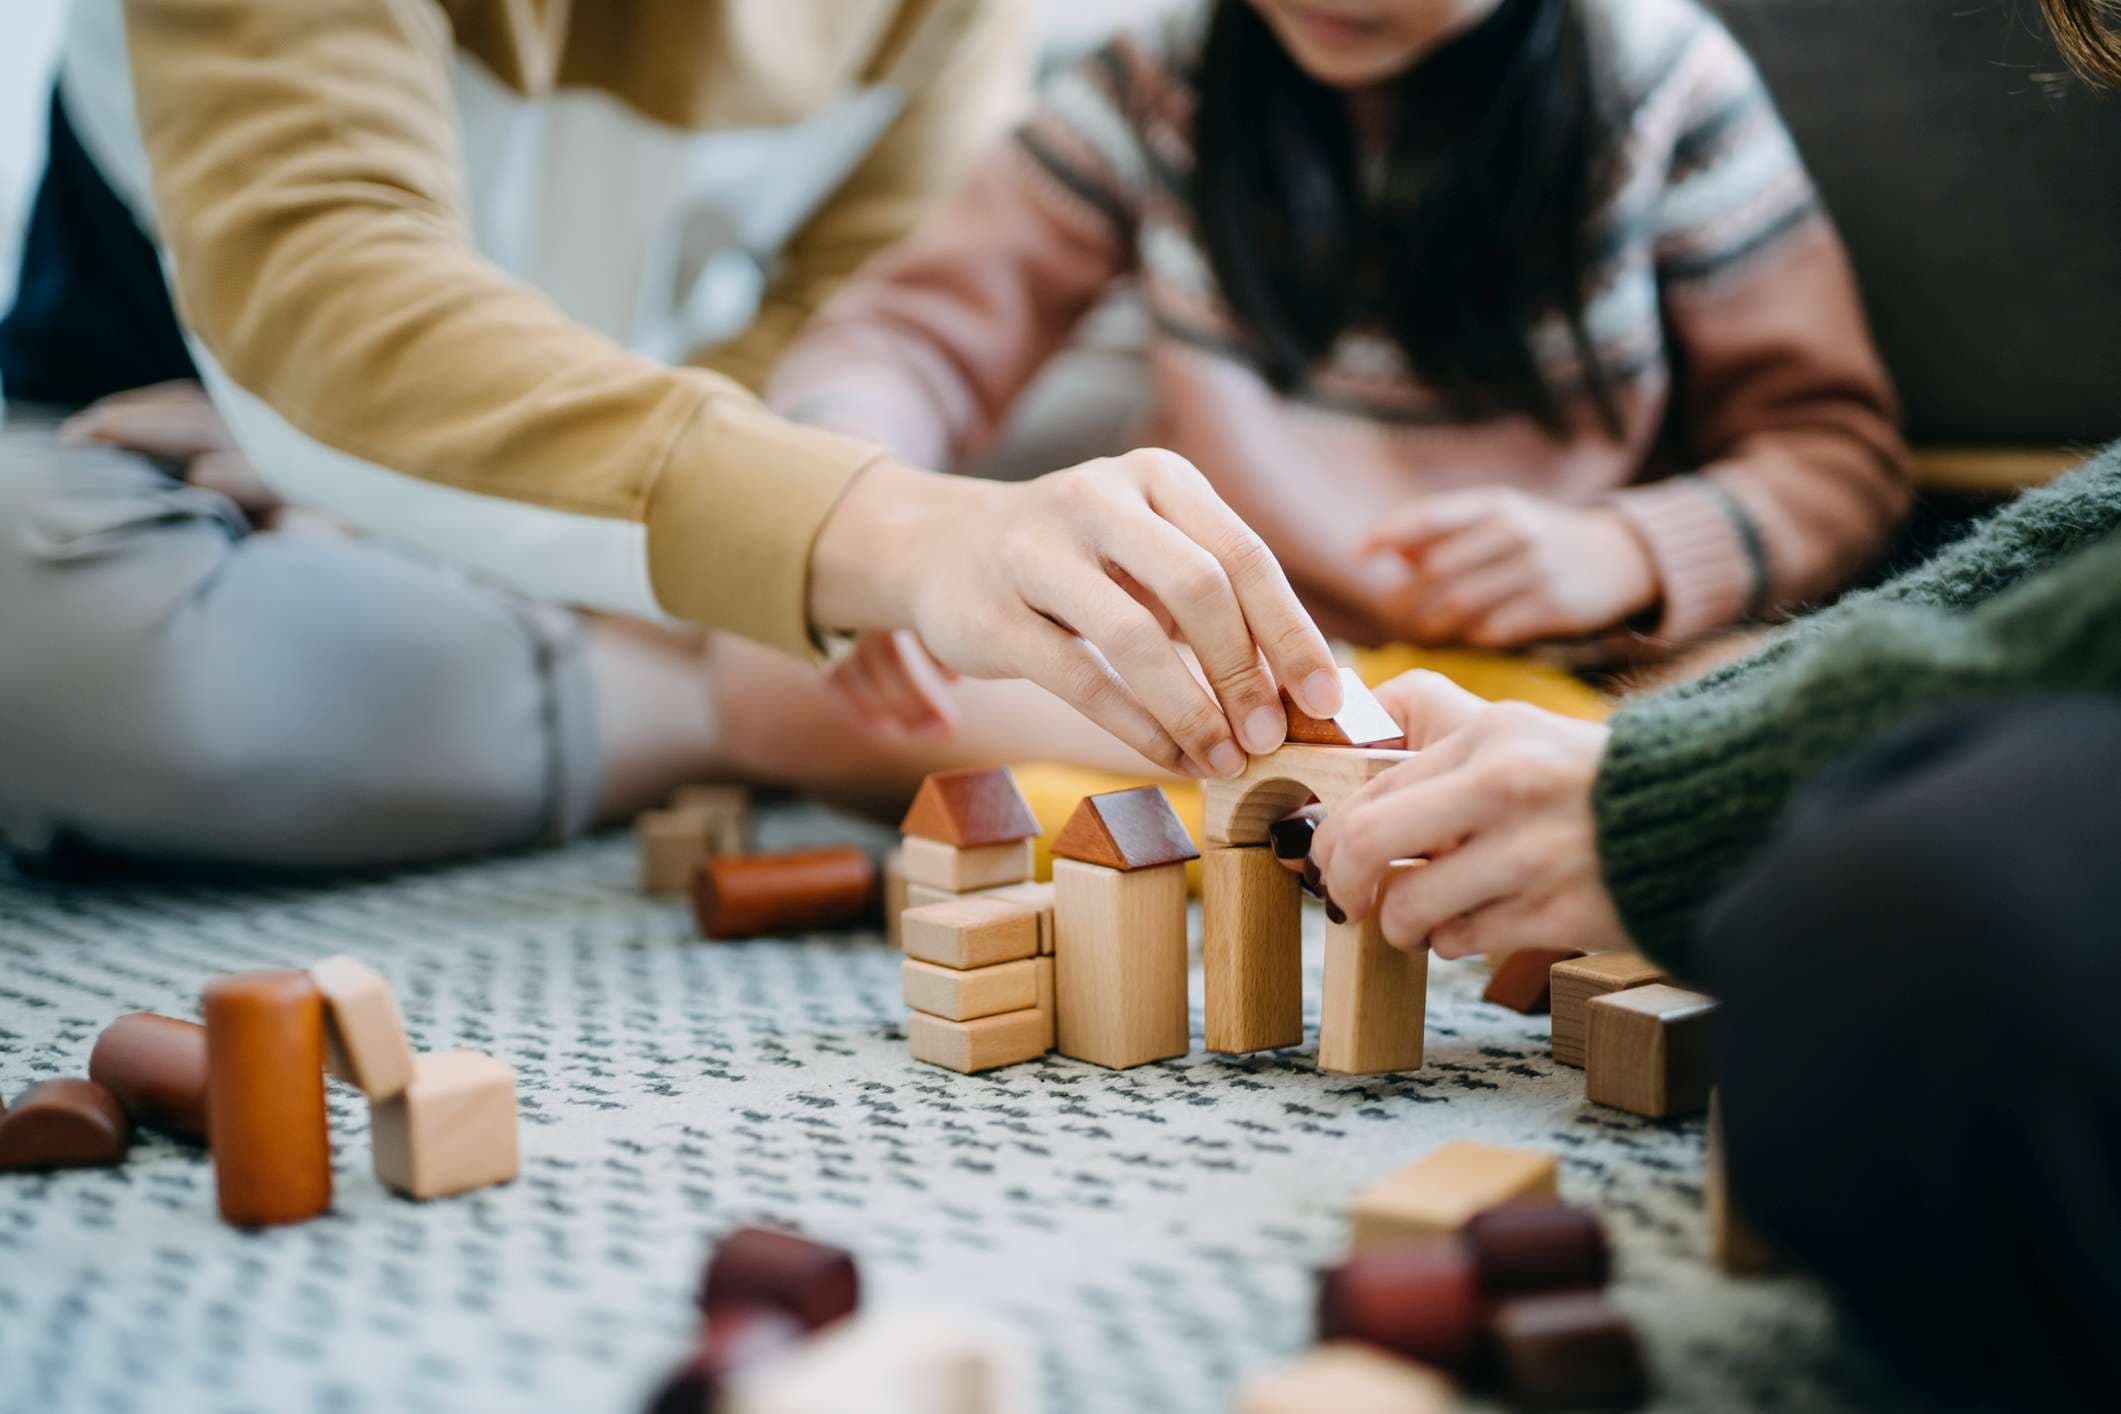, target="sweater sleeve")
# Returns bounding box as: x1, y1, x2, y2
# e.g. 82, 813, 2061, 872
1596, 442, 2121, 975
1609, 16, 1910, 643
764, 43, 1144, 470
123, 0, 887, 656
